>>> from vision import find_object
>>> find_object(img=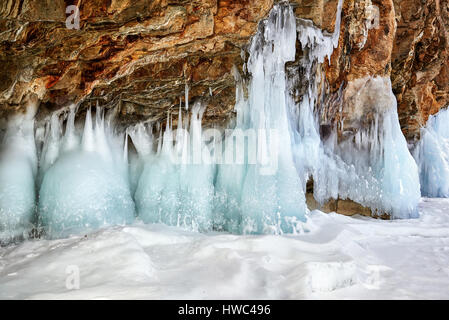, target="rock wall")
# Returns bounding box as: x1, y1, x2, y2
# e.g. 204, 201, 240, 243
392, 0, 449, 141
0, 0, 448, 138
0, 0, 273, 126
321, 0, 449, 142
